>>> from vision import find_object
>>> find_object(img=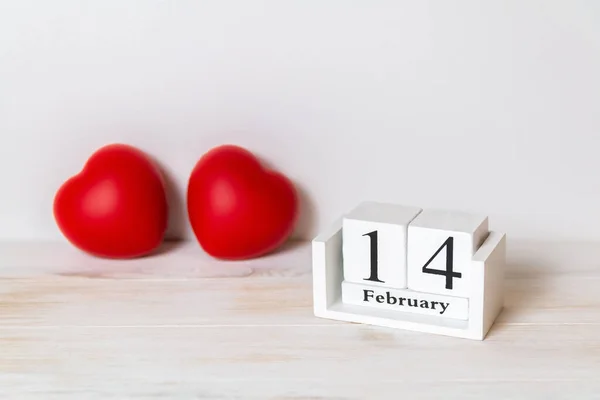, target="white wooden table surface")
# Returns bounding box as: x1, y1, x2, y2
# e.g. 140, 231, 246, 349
1, 239, 599, 399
